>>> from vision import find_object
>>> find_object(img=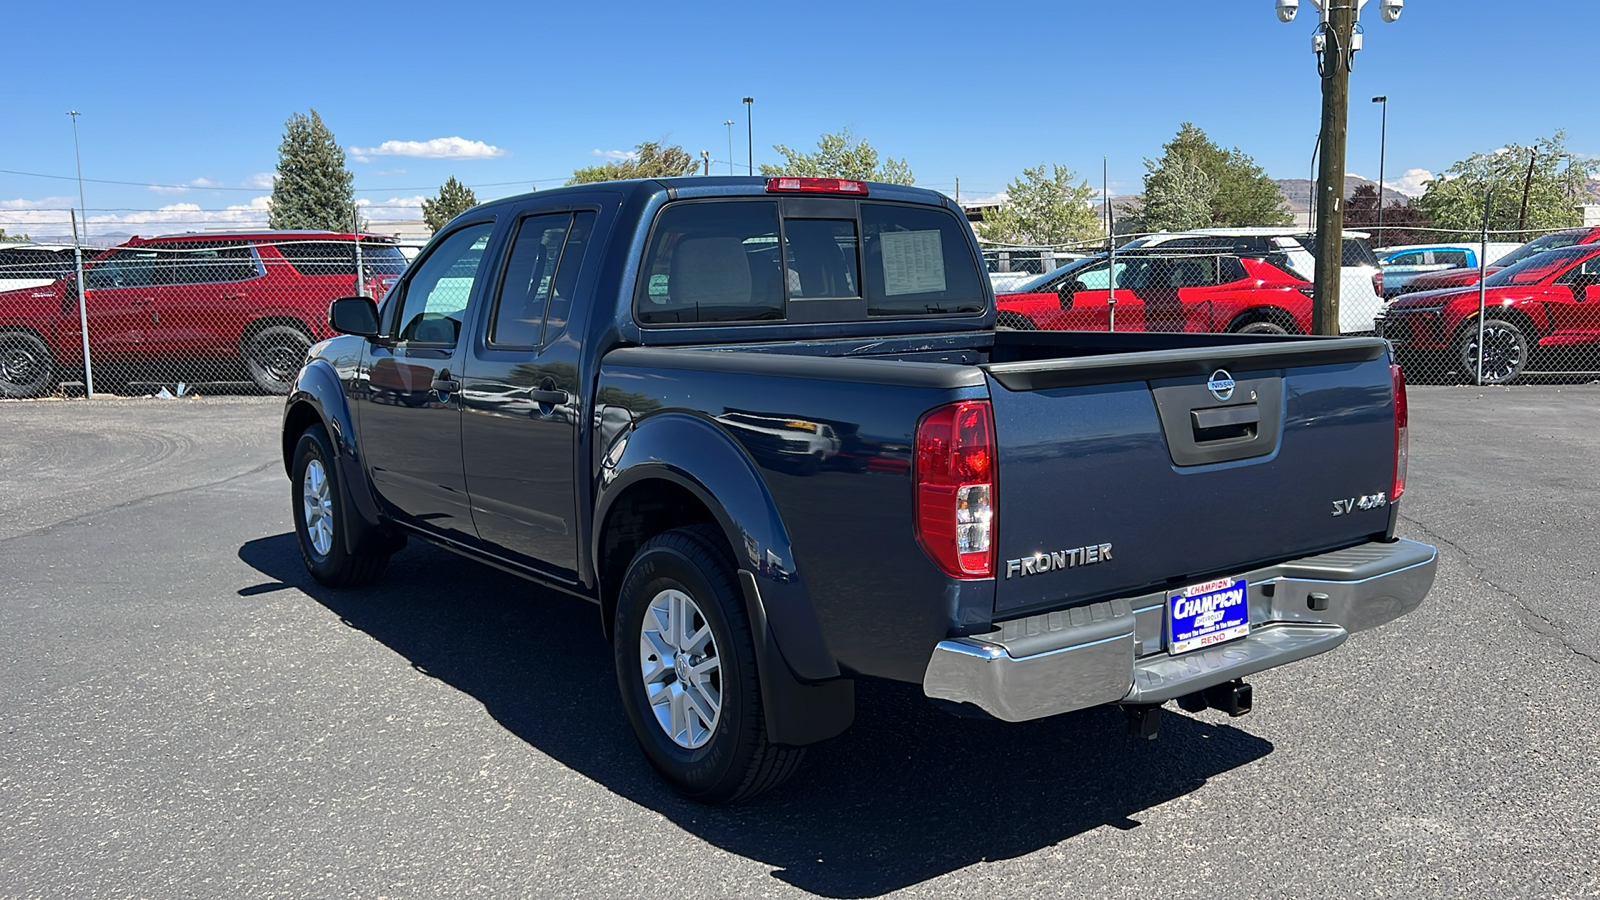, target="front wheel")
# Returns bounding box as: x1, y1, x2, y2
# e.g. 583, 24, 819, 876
1457, 318, 1530, 385
613, 524, 803, 804
291, 424, 392, 587
245, 324, 313, 395
0, 331, 55, 398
